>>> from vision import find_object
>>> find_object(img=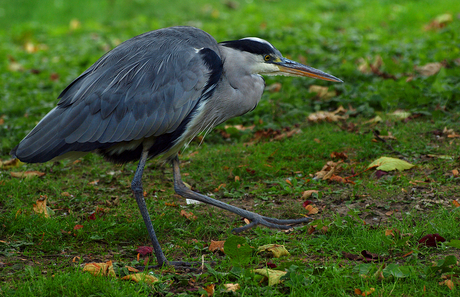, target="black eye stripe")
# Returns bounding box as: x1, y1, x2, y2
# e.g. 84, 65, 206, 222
220, 39, 276, 56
